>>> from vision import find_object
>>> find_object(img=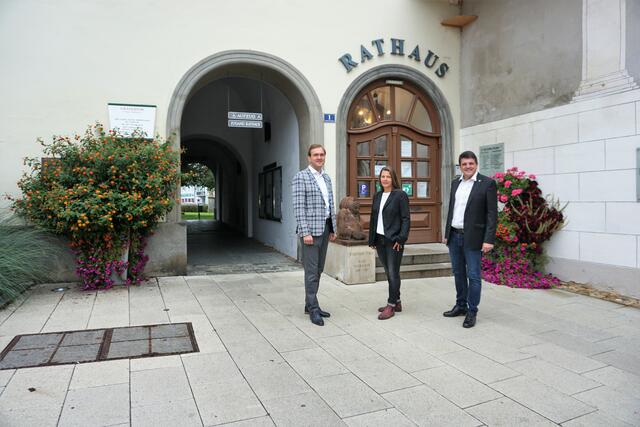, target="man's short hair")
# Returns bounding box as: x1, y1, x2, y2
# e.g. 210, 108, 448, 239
307, 144, 326, 156
458, 151, 478, 164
